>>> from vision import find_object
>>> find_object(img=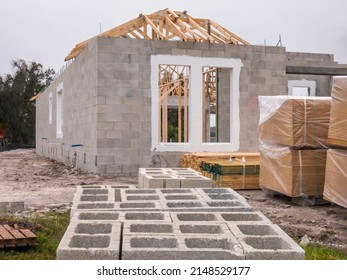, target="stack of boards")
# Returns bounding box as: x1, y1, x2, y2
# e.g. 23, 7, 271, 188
258, 96, 331, 198
324, 78, 347, 208
180, 152, 260, 190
